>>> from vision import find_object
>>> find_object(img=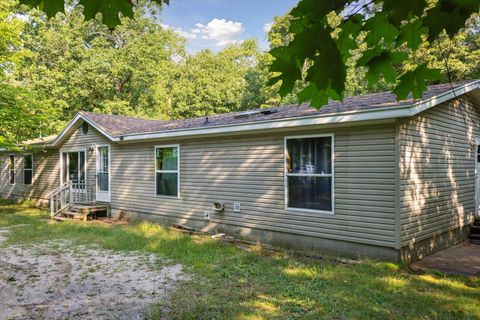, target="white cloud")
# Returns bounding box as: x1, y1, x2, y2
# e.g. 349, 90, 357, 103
263, 22, 273, 33
161, 23, 197, 40
160, 18, 245, 50
193, 18, 244, 46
